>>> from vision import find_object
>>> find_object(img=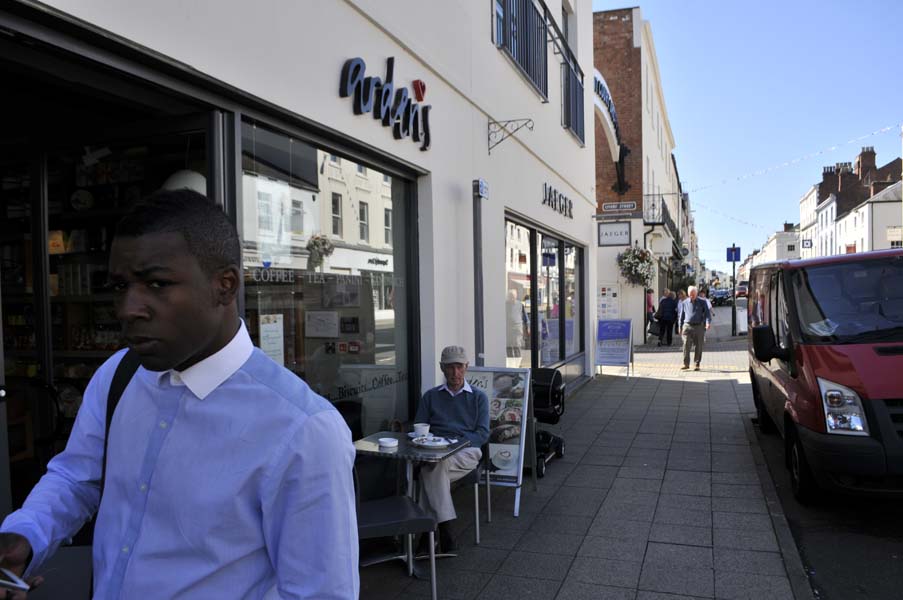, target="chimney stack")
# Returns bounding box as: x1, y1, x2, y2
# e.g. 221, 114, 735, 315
836, 162, 856, 192
854, 146, 877, 179
818, 165, 837, 201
